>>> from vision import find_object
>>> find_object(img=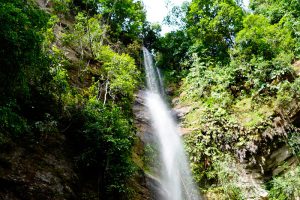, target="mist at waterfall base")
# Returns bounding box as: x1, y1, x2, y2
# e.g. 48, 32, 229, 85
143, 47, 201, 200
